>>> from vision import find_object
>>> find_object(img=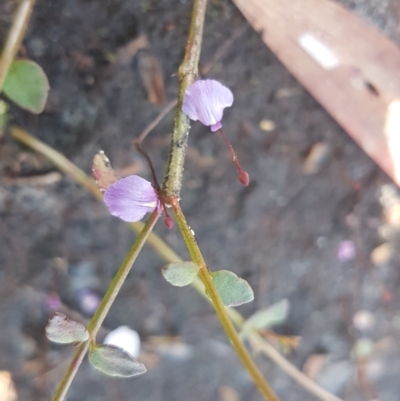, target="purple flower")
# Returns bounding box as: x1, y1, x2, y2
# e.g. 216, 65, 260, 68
44, 293, 62, 312
103, 175, 159, 222
76, 288, 101, 316
182, 79, 233, 132
337, 240, 356, 262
